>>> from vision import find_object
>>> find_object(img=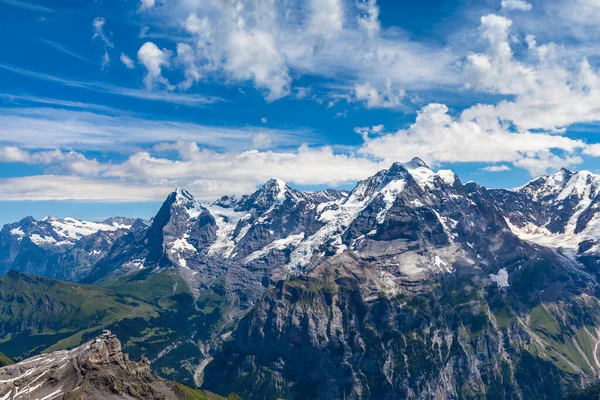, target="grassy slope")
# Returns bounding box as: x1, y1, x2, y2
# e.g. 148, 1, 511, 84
172, 382, 242, 400
0, 352, 13, 366
0, 270, 158, 358
100, 268, 237, 385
